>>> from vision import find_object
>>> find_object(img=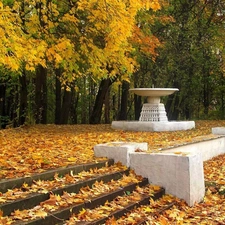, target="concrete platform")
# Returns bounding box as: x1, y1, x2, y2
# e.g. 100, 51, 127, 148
111, 121, 195, 132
